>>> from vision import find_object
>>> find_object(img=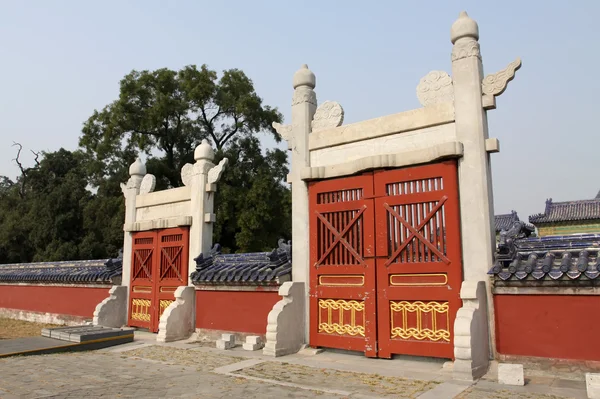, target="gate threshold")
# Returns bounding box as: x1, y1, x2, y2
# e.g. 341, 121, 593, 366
0, 326, 134, 358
